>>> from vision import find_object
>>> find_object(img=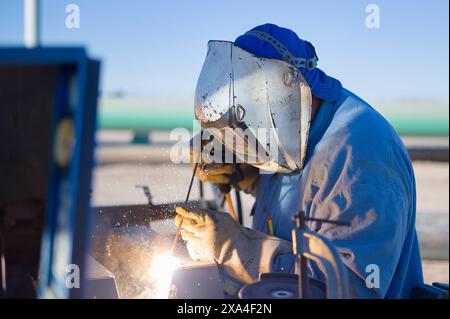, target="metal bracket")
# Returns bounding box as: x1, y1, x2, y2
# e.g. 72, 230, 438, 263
135, 185, 153, 206
292, 211, 350, 299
